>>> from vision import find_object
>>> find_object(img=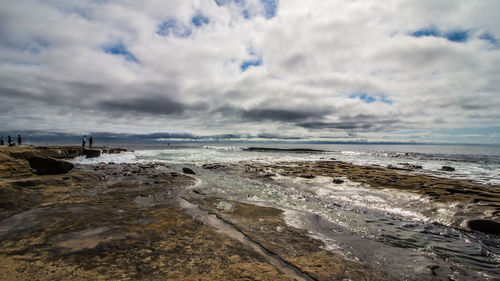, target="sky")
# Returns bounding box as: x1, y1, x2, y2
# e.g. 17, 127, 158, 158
1, 0, 500, 144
